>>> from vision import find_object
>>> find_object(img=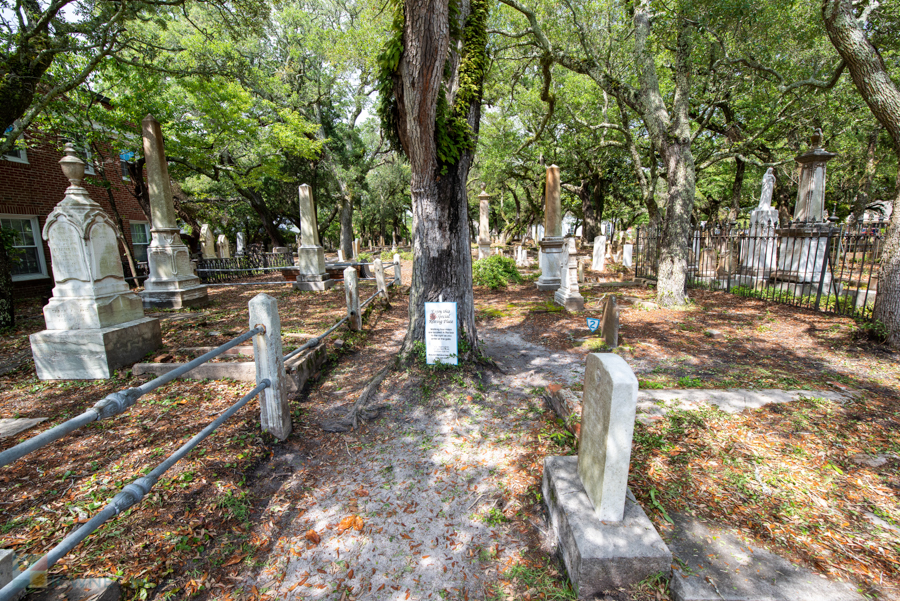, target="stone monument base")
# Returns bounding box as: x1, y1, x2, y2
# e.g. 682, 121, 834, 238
292, 273, 336, 292
543, 456, 671, 599
30, 317, 162, 380
141, 283, 209, 310
554, 289, 585, 311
